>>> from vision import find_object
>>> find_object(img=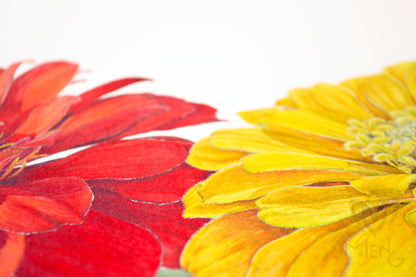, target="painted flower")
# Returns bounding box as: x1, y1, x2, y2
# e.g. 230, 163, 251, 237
182, 62, 416, 276
0, 61, 217, 276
